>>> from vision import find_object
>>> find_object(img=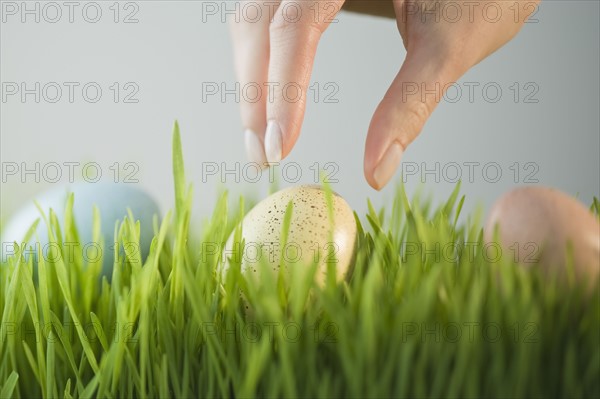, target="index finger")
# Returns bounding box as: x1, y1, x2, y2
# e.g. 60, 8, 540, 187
264, 0, 345, 163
